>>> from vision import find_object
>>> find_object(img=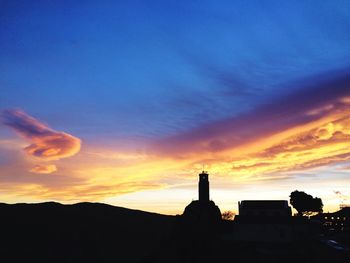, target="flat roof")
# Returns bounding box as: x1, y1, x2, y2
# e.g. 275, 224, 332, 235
240, 200, 289, 209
